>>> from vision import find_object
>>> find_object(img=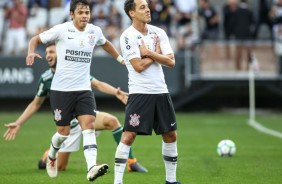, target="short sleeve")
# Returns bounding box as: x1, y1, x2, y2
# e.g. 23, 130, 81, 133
120, 33, 140, 61
95, 27, 107, 46
39, 24, 64, 44
36, 79, 48, 97
158, 29, 173, 55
